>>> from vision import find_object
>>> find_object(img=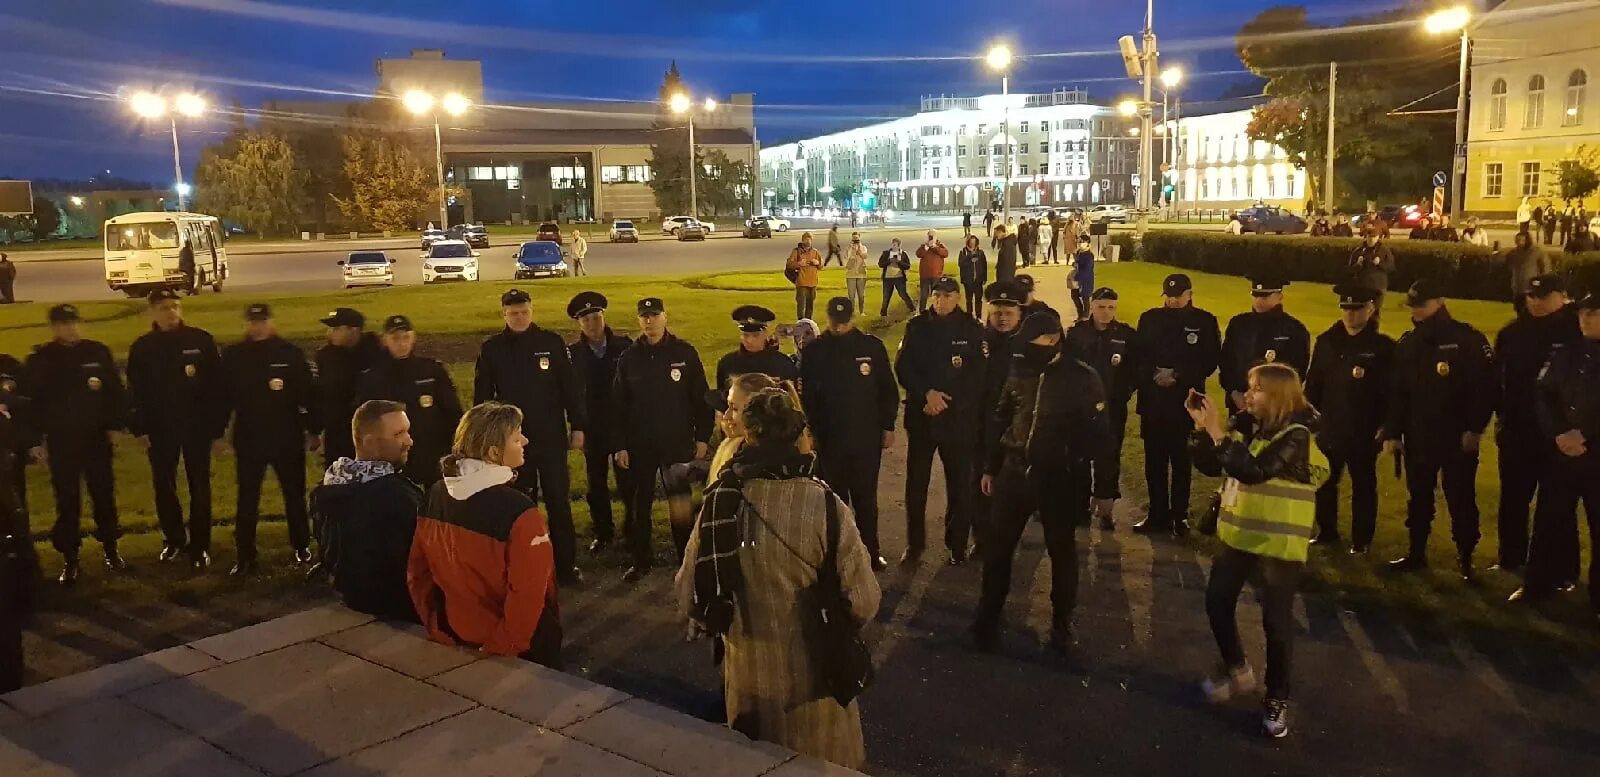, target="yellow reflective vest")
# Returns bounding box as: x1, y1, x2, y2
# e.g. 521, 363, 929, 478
1216, 423, 1329, 563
